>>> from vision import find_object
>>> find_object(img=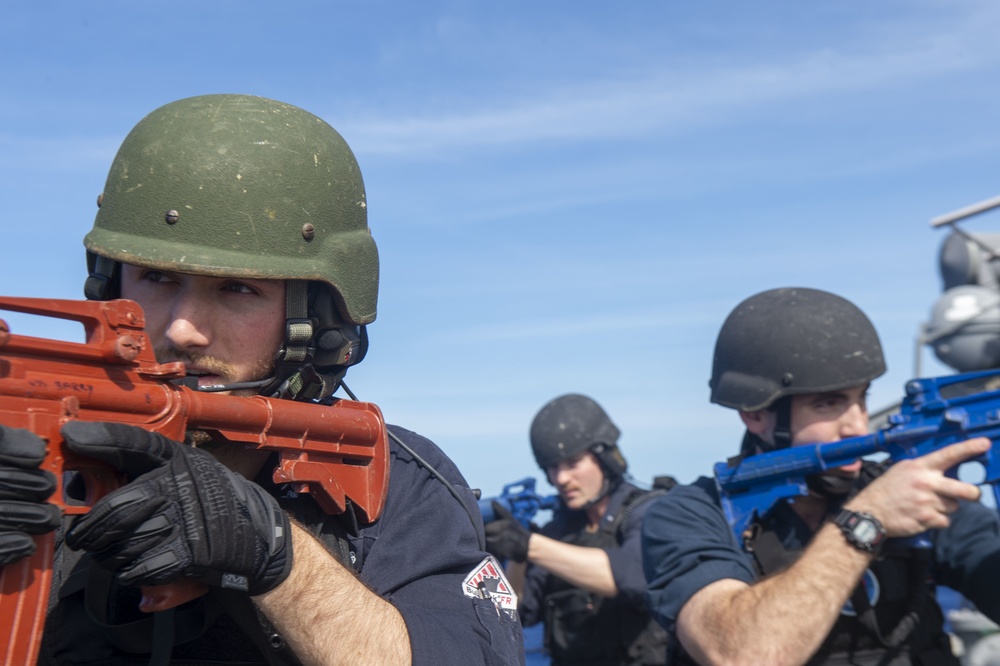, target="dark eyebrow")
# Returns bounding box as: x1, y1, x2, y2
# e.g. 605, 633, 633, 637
812, 390, 849, 402
812, 383, 870, 402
